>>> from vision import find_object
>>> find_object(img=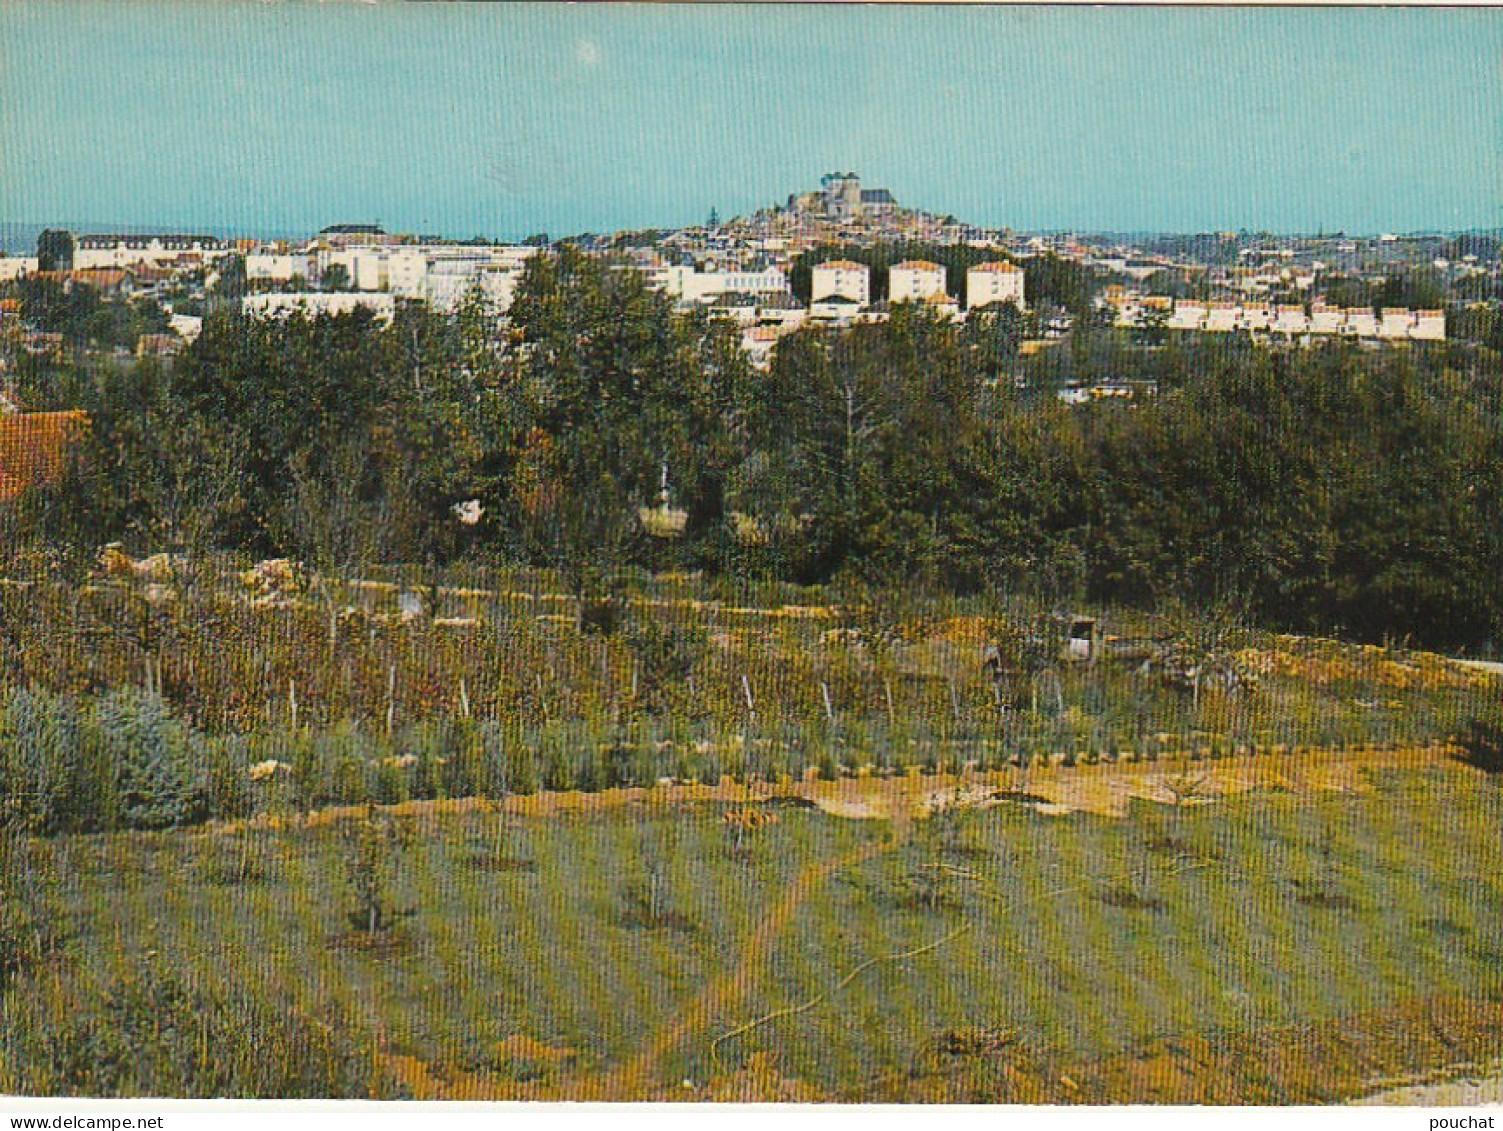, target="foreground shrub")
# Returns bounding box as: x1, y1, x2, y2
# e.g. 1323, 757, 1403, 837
0, 691, 87, 834
1457, 717, 1503, 774
91, 690, 208, 830
0, 962, 403, 1098
340, 805, 414, 933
